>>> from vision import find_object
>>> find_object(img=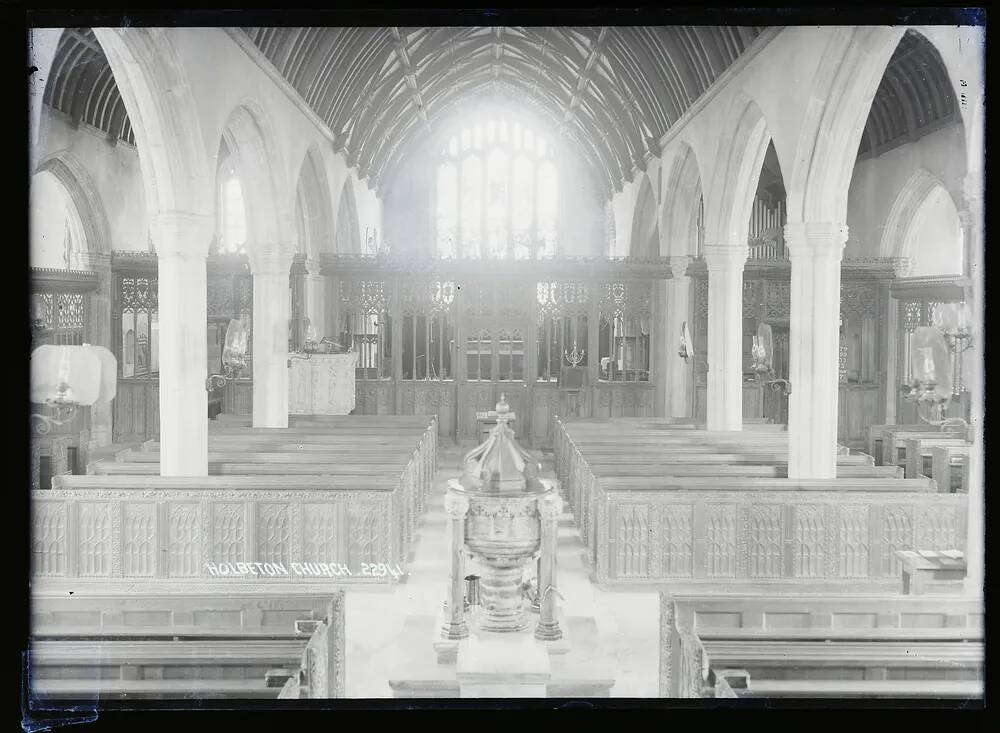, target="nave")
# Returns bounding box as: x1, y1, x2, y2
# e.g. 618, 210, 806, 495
30, 414, 981, 700
27, 17, 984, 705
